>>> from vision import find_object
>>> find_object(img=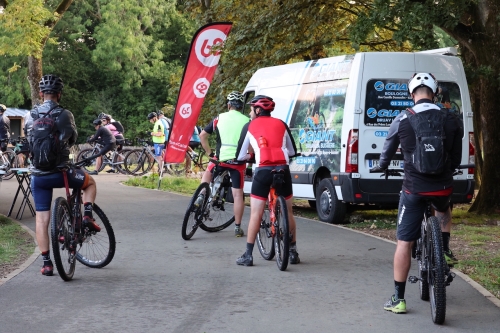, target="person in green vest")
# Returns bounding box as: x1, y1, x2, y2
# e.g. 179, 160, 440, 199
197, 91, 250, 237
148, 112, 165, 172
